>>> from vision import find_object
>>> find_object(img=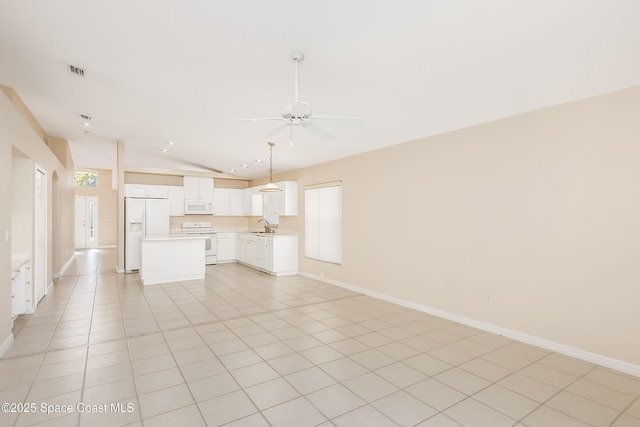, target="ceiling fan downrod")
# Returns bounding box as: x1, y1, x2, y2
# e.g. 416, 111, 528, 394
290, 50, 304, 102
